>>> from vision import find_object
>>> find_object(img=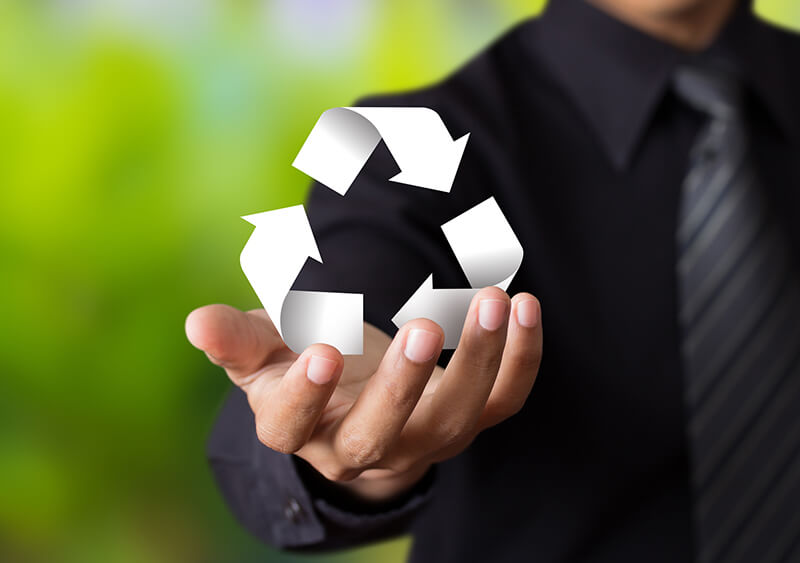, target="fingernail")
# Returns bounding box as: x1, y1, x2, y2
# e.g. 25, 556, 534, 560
404, 329, 440, 363
516, 299, 539, 328
478, 299, 508, 331
307, 355, 337, 385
